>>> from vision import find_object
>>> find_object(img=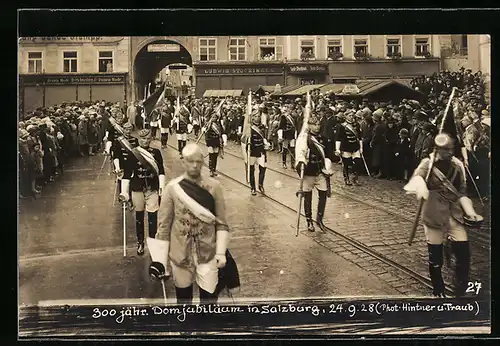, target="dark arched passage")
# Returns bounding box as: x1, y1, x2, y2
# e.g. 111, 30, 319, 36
133, 39, 192, 100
